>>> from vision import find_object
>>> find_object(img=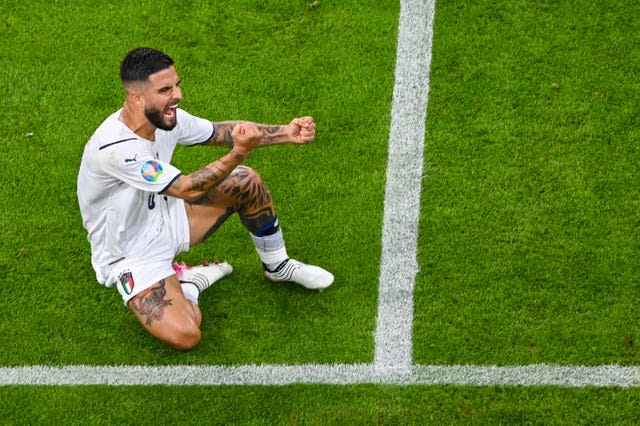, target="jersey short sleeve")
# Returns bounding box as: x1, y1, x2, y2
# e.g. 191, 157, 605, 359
100, 138, 182, 194
174, 108, 215, 146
